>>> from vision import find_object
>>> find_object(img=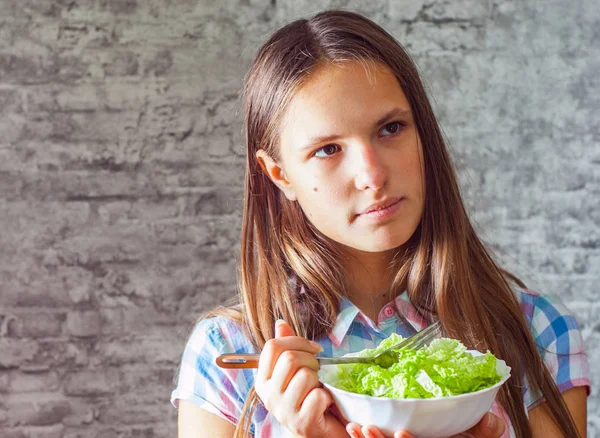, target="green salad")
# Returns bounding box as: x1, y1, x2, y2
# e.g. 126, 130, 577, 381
321, 334, 502, 399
